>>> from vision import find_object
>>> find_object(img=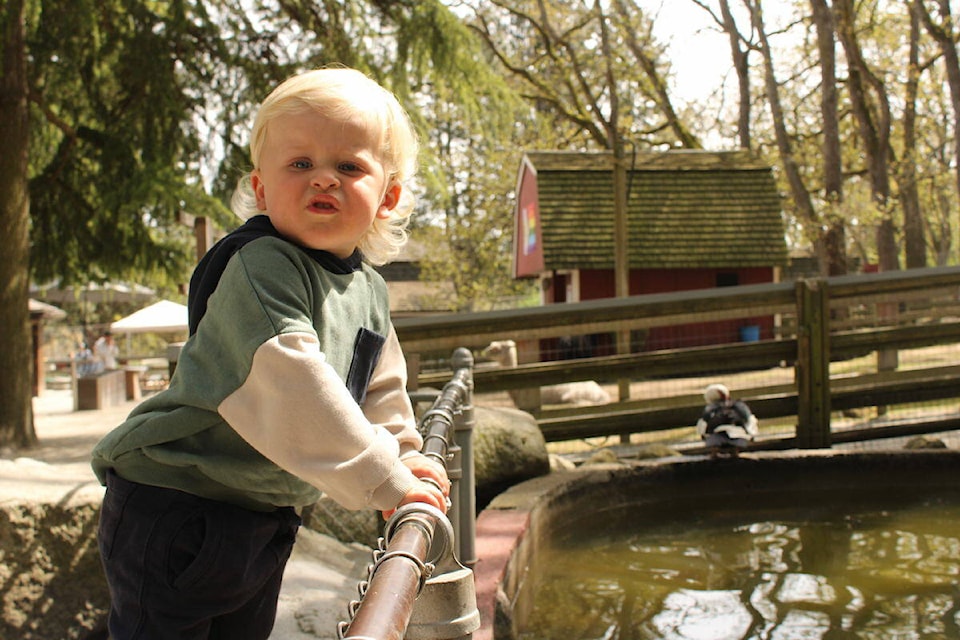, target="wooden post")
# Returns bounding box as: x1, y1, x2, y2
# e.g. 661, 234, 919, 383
195, 215, 212, 260
31, 316, 43, 397
405, 352, 420, 392
796, 279, 831, 448
875, 300, 899, 416
613, 144, 632, 443
514, 339, 543, 413
71, 358, 79, 412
